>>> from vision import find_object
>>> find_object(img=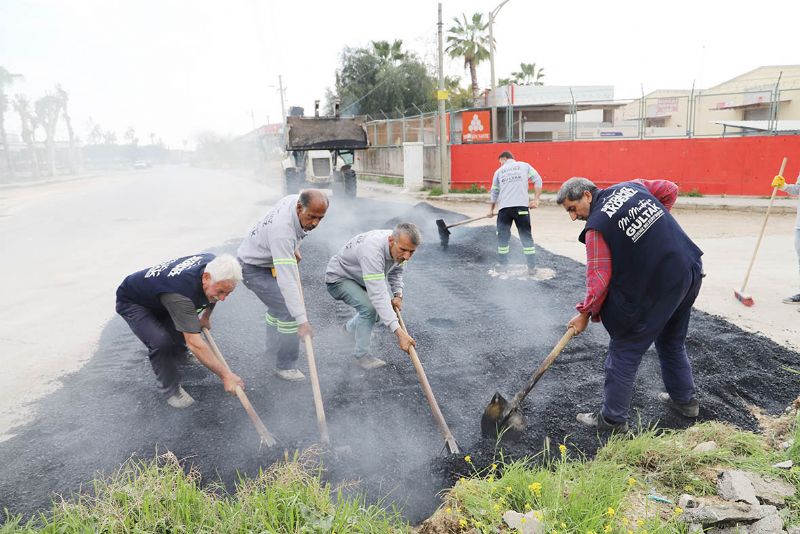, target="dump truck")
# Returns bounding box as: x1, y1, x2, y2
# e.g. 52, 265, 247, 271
281, 102, 368, 198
